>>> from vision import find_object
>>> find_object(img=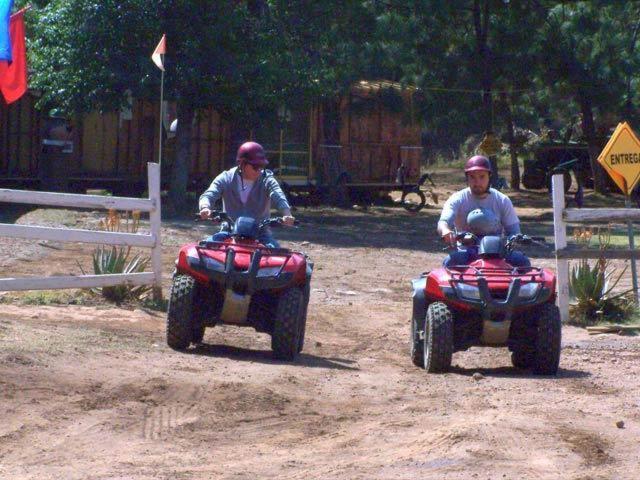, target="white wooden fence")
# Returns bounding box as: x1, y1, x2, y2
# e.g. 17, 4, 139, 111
0, 162, 162, 299
552, 174, 640, 322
